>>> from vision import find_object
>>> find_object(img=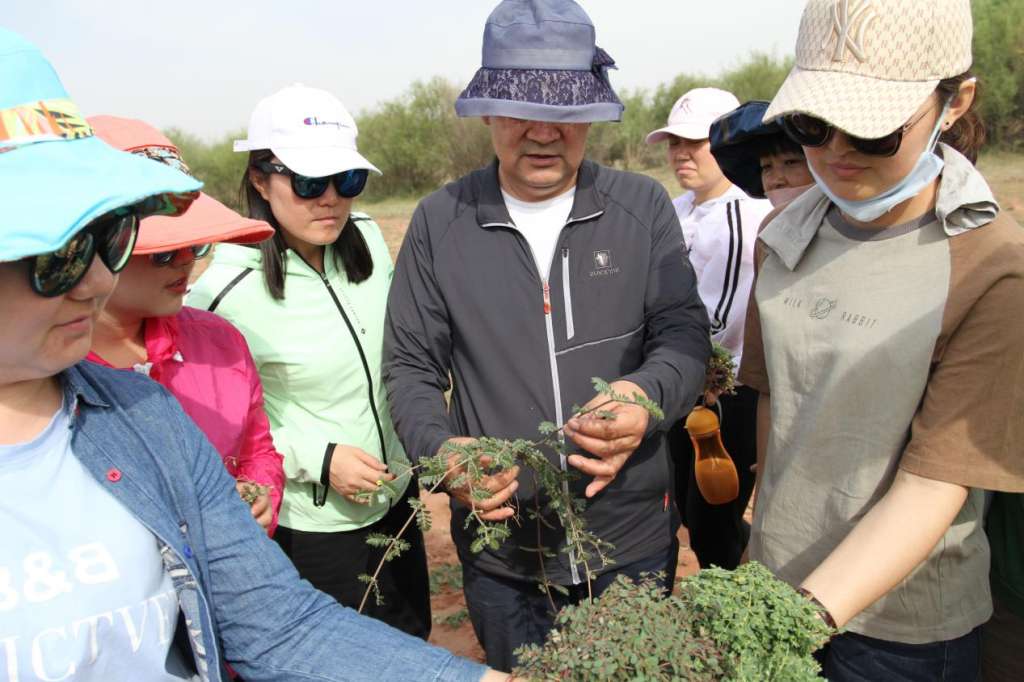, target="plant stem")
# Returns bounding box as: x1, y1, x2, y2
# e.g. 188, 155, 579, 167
356, 457, 467, 614
532, 471, 558, 614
